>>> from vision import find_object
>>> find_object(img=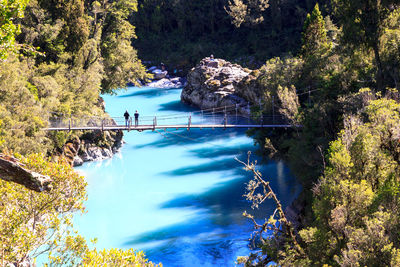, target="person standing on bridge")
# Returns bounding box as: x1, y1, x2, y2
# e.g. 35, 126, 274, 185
124, 110, 130, 127
134, 110, 139, 127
